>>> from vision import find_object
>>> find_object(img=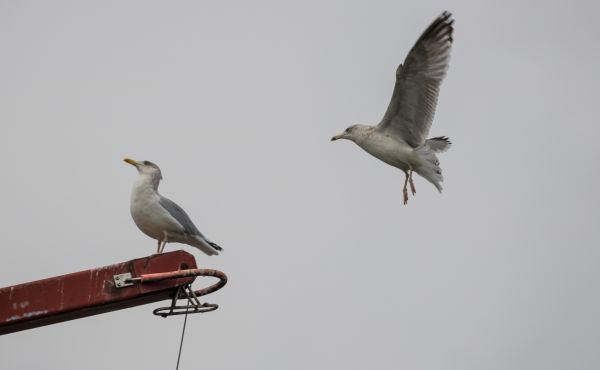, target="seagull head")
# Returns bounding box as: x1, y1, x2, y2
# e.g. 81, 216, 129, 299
331, 124, 371, 143
124, 158, 163, 181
